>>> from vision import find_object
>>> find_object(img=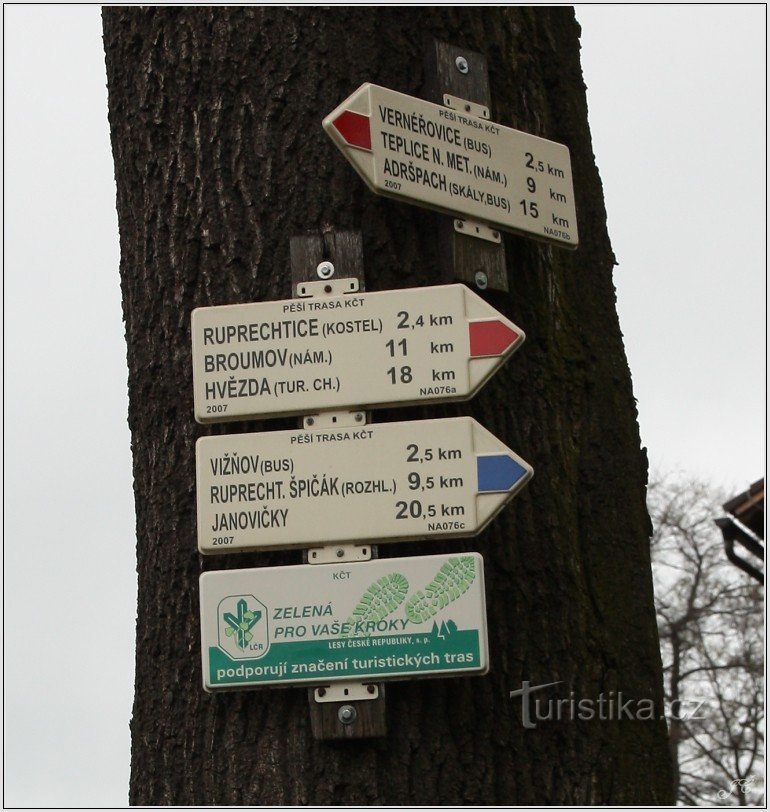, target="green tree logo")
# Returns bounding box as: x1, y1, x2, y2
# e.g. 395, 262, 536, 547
223, 599, 262, 650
